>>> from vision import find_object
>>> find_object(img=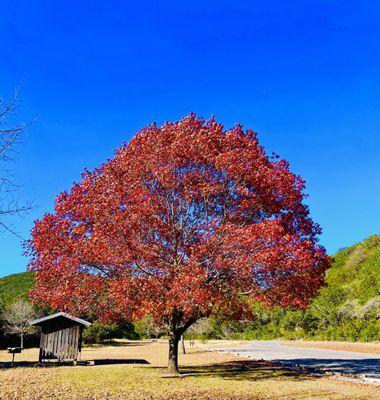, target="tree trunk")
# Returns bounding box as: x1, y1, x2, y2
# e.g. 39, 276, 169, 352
20, 333, 24, 348
168, 332, 181, 374
180, 334, 186, 354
